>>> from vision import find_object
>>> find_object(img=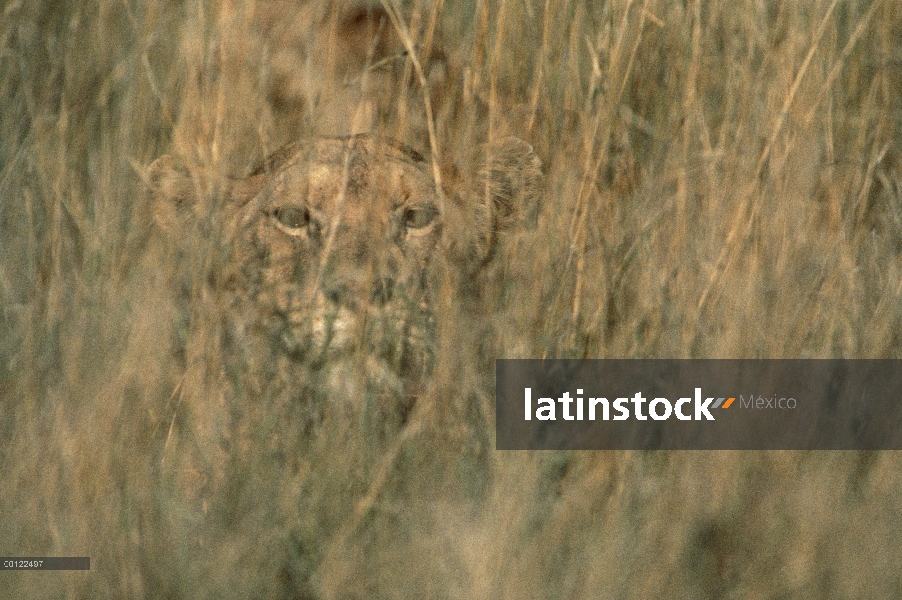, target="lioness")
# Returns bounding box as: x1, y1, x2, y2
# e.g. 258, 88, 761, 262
144, 134, 539, 594
146, 134, 540, 418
